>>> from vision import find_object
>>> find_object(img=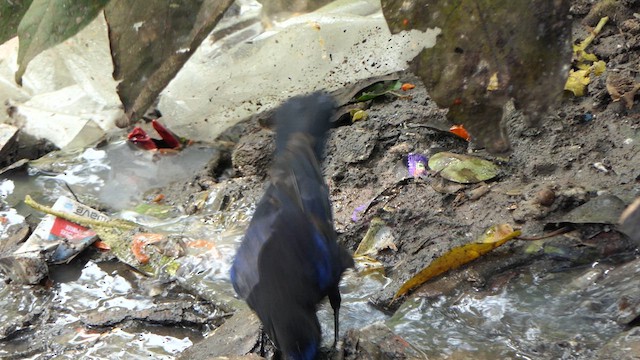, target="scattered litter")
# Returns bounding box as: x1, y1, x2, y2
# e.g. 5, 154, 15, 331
128, 119, 185, 150
22, 195, 186, 279
592, 162, 610, 173
401, 83, 415, 91
351, 204, 367, 222
449, 124, 471, 141
0, 196, 108, 284
407, 153, 428, 177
